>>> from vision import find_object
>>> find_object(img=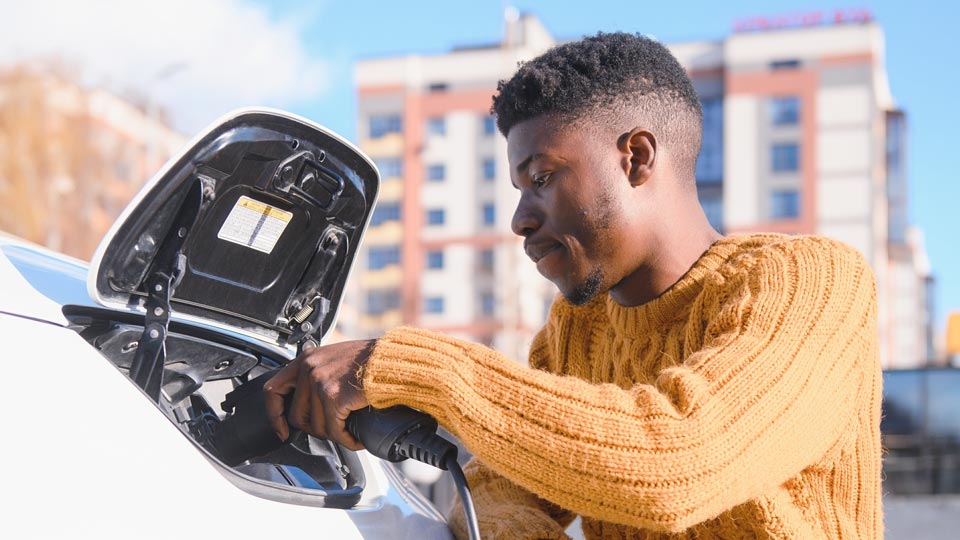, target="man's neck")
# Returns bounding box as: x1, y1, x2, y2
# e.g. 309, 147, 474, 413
609, 213, 722, 308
